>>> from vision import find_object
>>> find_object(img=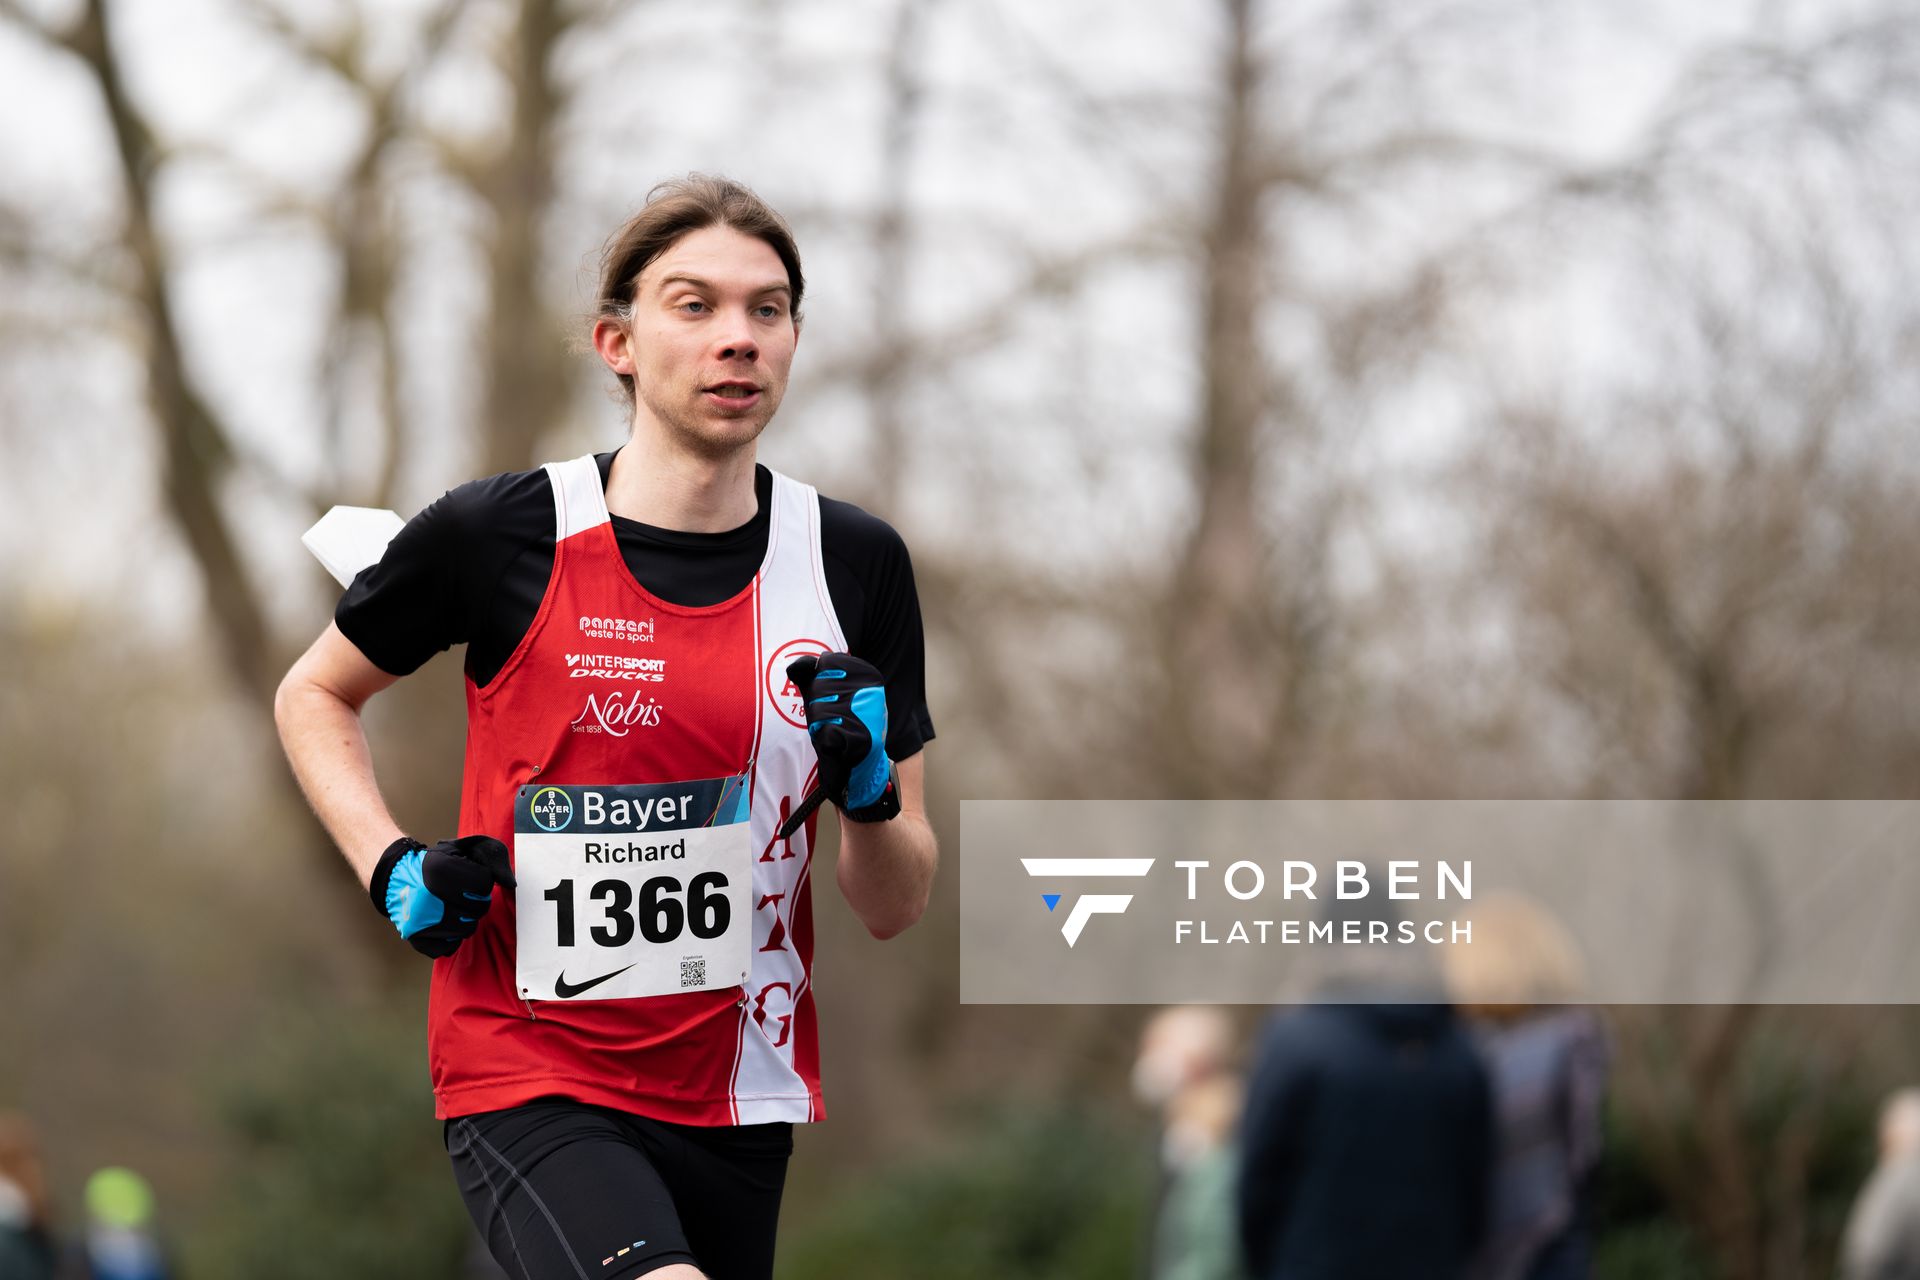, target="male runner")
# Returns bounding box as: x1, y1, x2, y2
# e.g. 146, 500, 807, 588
274, 175, 938, 1280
